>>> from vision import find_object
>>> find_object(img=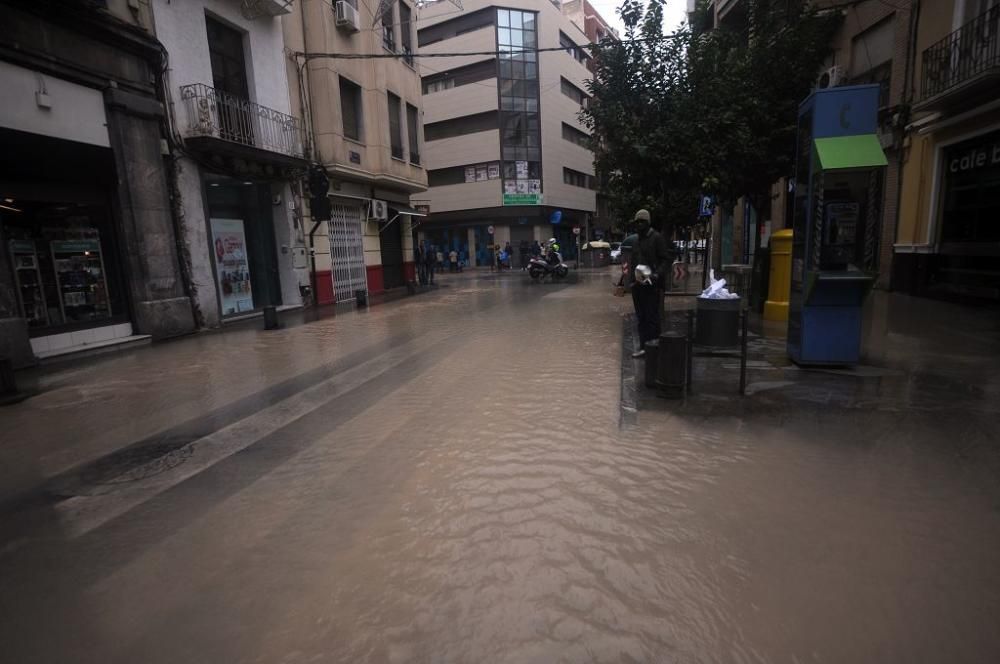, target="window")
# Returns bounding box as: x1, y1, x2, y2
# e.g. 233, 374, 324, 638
427, 162, 500, 186
563, 167, 592, 188
406, 103, 420, 165
497, 9, 542, 199
559, 30, 588, 64
339, 76, 363, 141
382, 0, 396, 52
388, 92, 403, 159
560, 77, 589, 108
206, 17, 252, 143
424, 111, 499, 141
562, 123, 589, 148
421, 59, 497, 94
399, 2, 414, 65
417, 8, 495, 47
